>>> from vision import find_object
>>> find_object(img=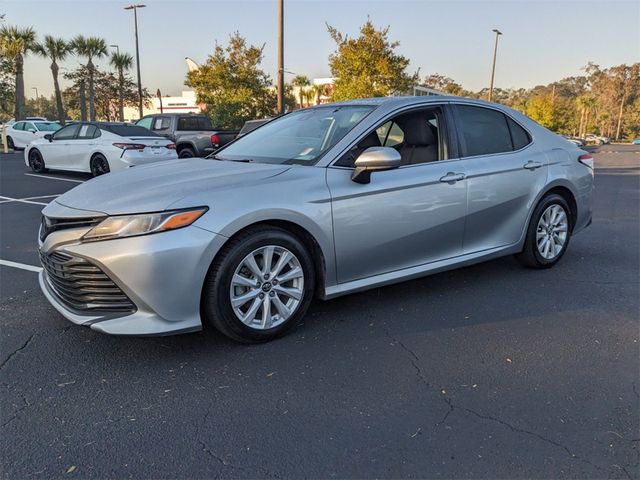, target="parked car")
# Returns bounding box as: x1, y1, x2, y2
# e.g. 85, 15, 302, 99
561, 135, 586, 147
38, 97, 593, 342
585, 133, 610, 145
25, 122, 177, 176
136, 113, 238, 158
5, 120, 61, 149
237, 118, 271, 137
